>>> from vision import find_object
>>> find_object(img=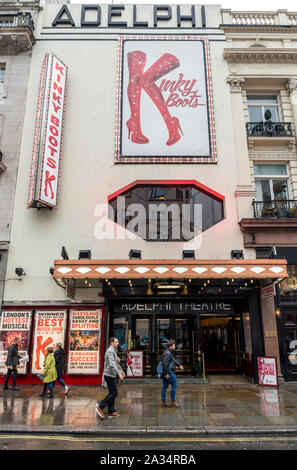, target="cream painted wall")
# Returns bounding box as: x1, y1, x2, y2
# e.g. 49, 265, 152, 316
4, 4, 255, 302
